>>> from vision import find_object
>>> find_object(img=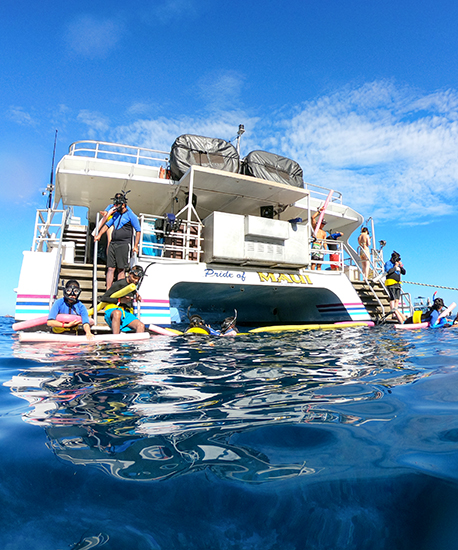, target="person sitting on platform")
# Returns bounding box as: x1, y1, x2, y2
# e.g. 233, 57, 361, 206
393, 297, 450, 328
47, 279, 94, 340
99, 265, 145, 334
